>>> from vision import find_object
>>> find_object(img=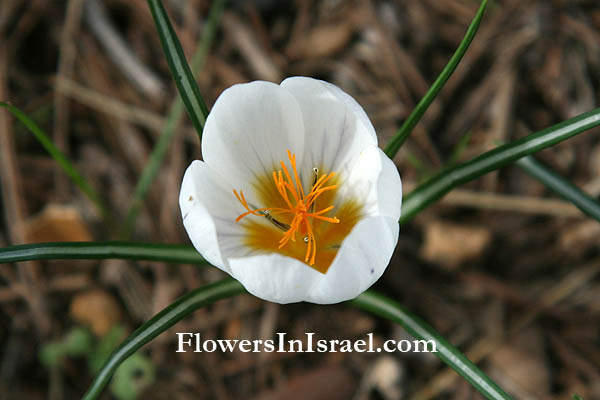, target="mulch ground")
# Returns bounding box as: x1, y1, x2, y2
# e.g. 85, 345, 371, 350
1, 0, 599, 399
